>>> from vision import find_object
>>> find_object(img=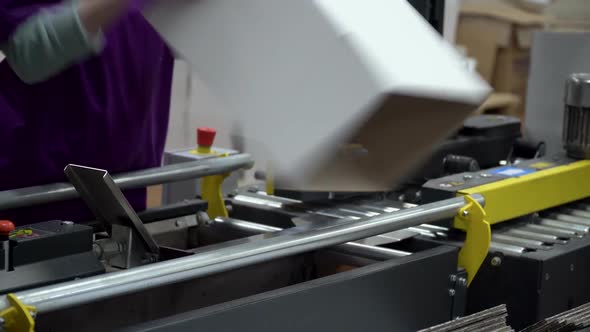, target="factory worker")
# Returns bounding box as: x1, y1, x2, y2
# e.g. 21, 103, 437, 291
0, 0, 173, 225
